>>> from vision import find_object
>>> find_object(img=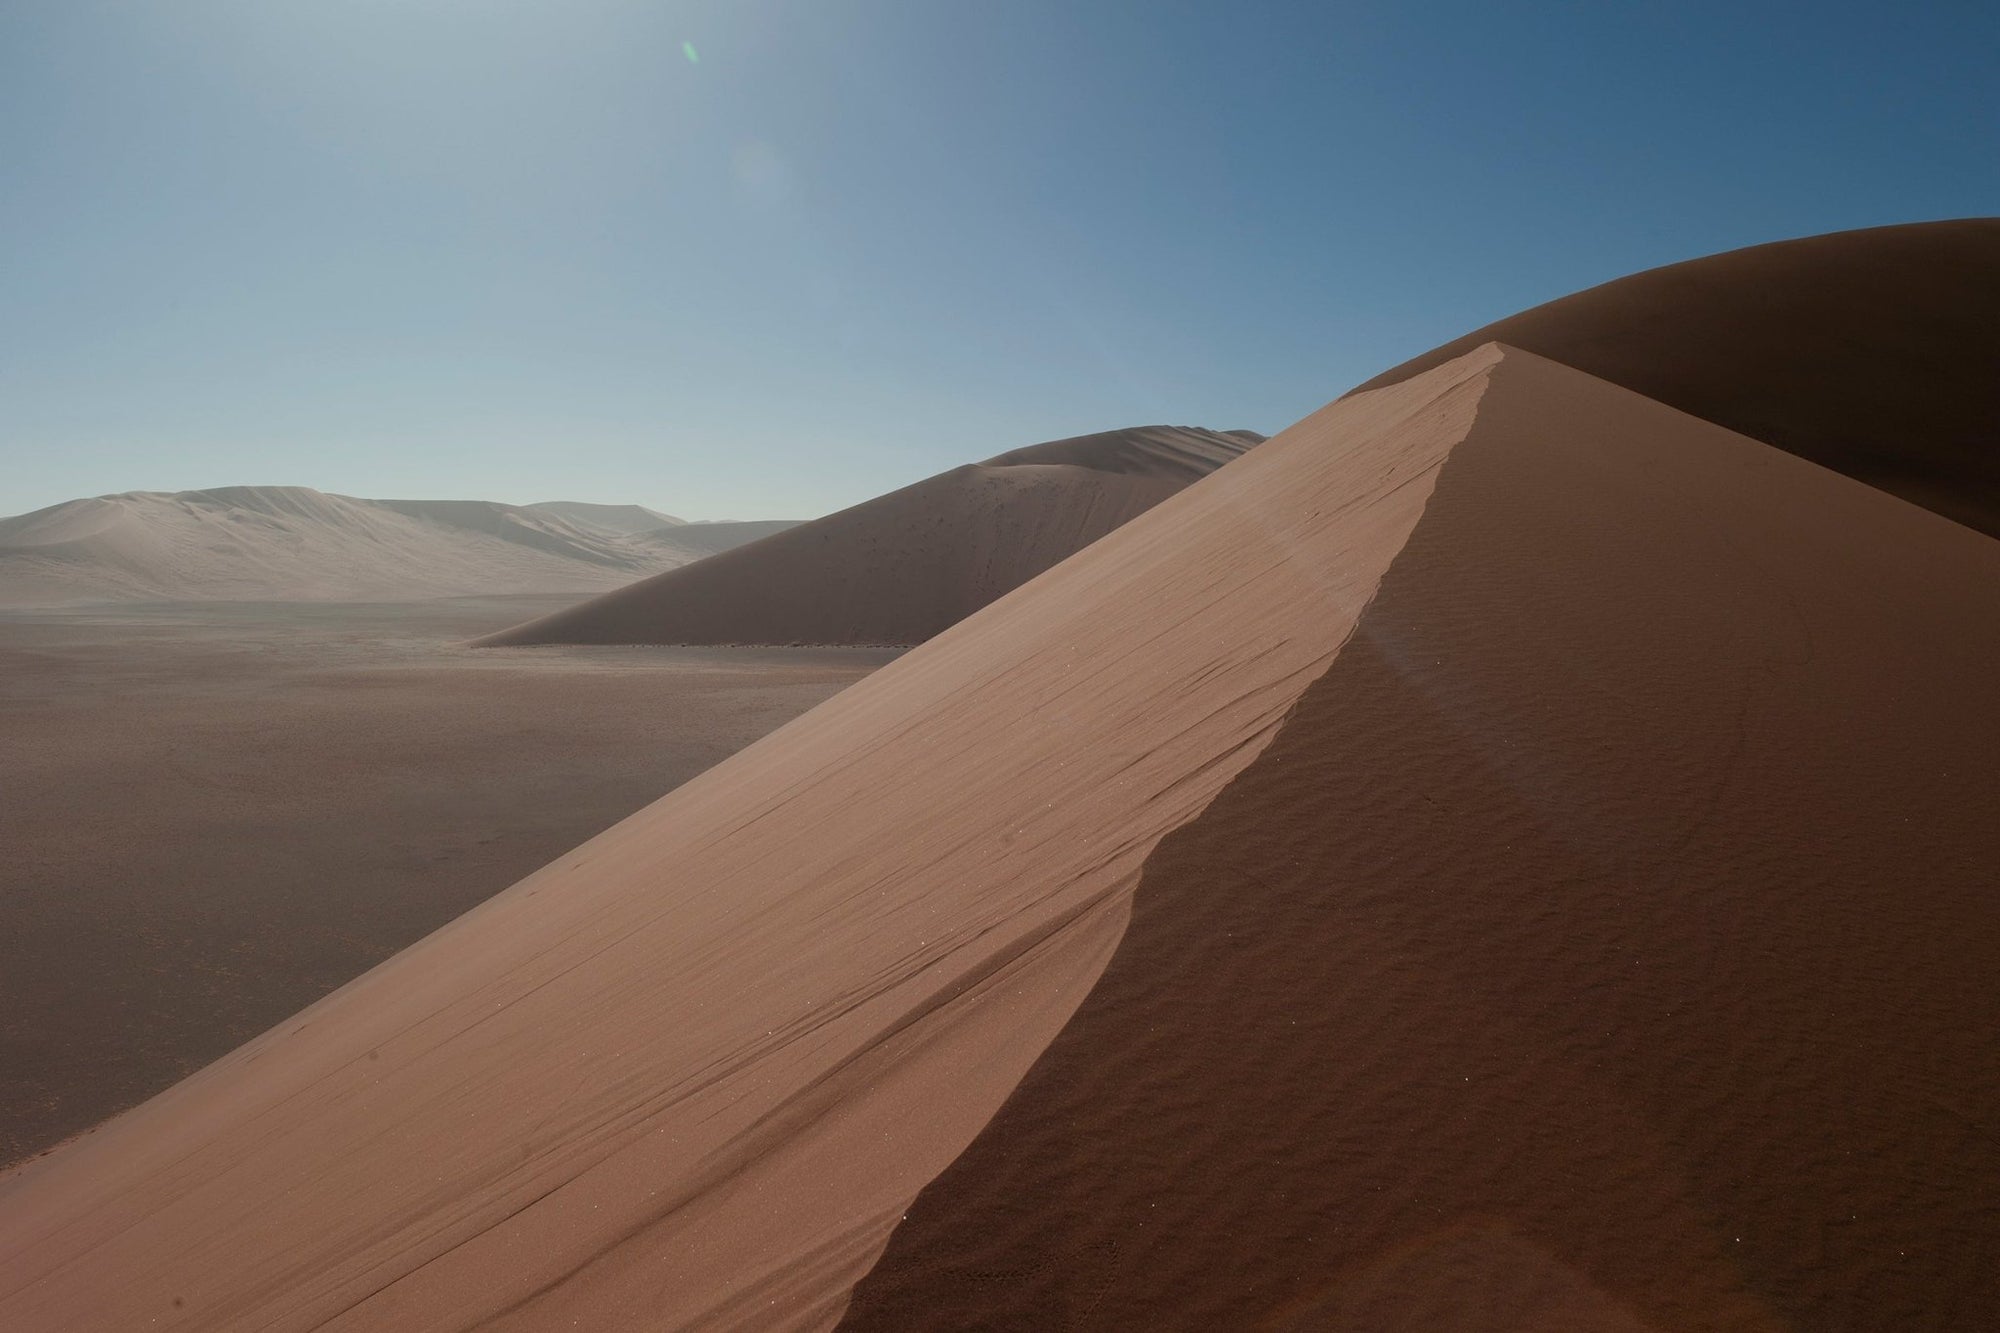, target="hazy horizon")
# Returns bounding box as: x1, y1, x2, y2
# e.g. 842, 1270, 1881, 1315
5, 1, 1995, 520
